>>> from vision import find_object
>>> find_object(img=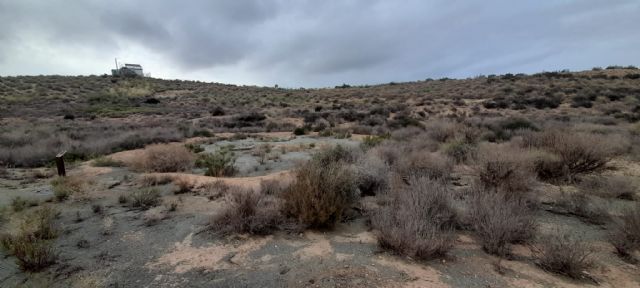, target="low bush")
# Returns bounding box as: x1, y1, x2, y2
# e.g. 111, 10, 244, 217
139, 174, 173, 187
474, 144, 535, 196
201, 180, 230, 200
209, 188, 286, 235
394, 151, 452, 180
259, 179, 289, 196
130, 189, 161, 210
522, 130, 626, 182
51, 176, 85, 201
372, 177, 456, 260
172, 177, 193, 194
282, 147, 357, 228
468, 190, 537, 257
443, 140, 475, 163
136, 144, 194, 173
354, 151, 390, 196
11, 196, 38, 212
0, 206, 58, 271
196, 147, 237, 177
533, 231, 594, 280
609, 204, 640, 258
